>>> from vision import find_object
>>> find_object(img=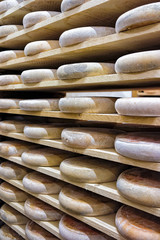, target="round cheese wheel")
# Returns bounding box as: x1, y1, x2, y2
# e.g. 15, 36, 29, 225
60, 156, 125, 183
116, 3, 160, 33
24, 197, 63, 221
59, 26, 115, 47
115, 132, 160, 162
0, 204, 28, 224
0, 25, 23, 38
0, 182, 28, 202
61, 127, 117, 149
0, 50, 24, 63
59, 185, 118, 216
0, 120, 25, 132
24, 40, 60, 56
0, 141, 31, 156
23, 11, 60, 28
0, 0, 21, 14
0, 99, 20, 109
117, 168, 160, 208
115, 205, 160, 240
115, 50, 160, 73
59, 215, 111, 240
22, 171, 64, 194
61, 0, 86, 12
115, 97, 160, 116
0, 75, 21, 86
21, 69, 57, 84
57, 62, 115, 80
0, 161, 28, 180
59, 97, 116, 113
26, 221, 59, 240
19, 99, 59, 111
21, 147, 72, 166
0, 224, 23, 240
